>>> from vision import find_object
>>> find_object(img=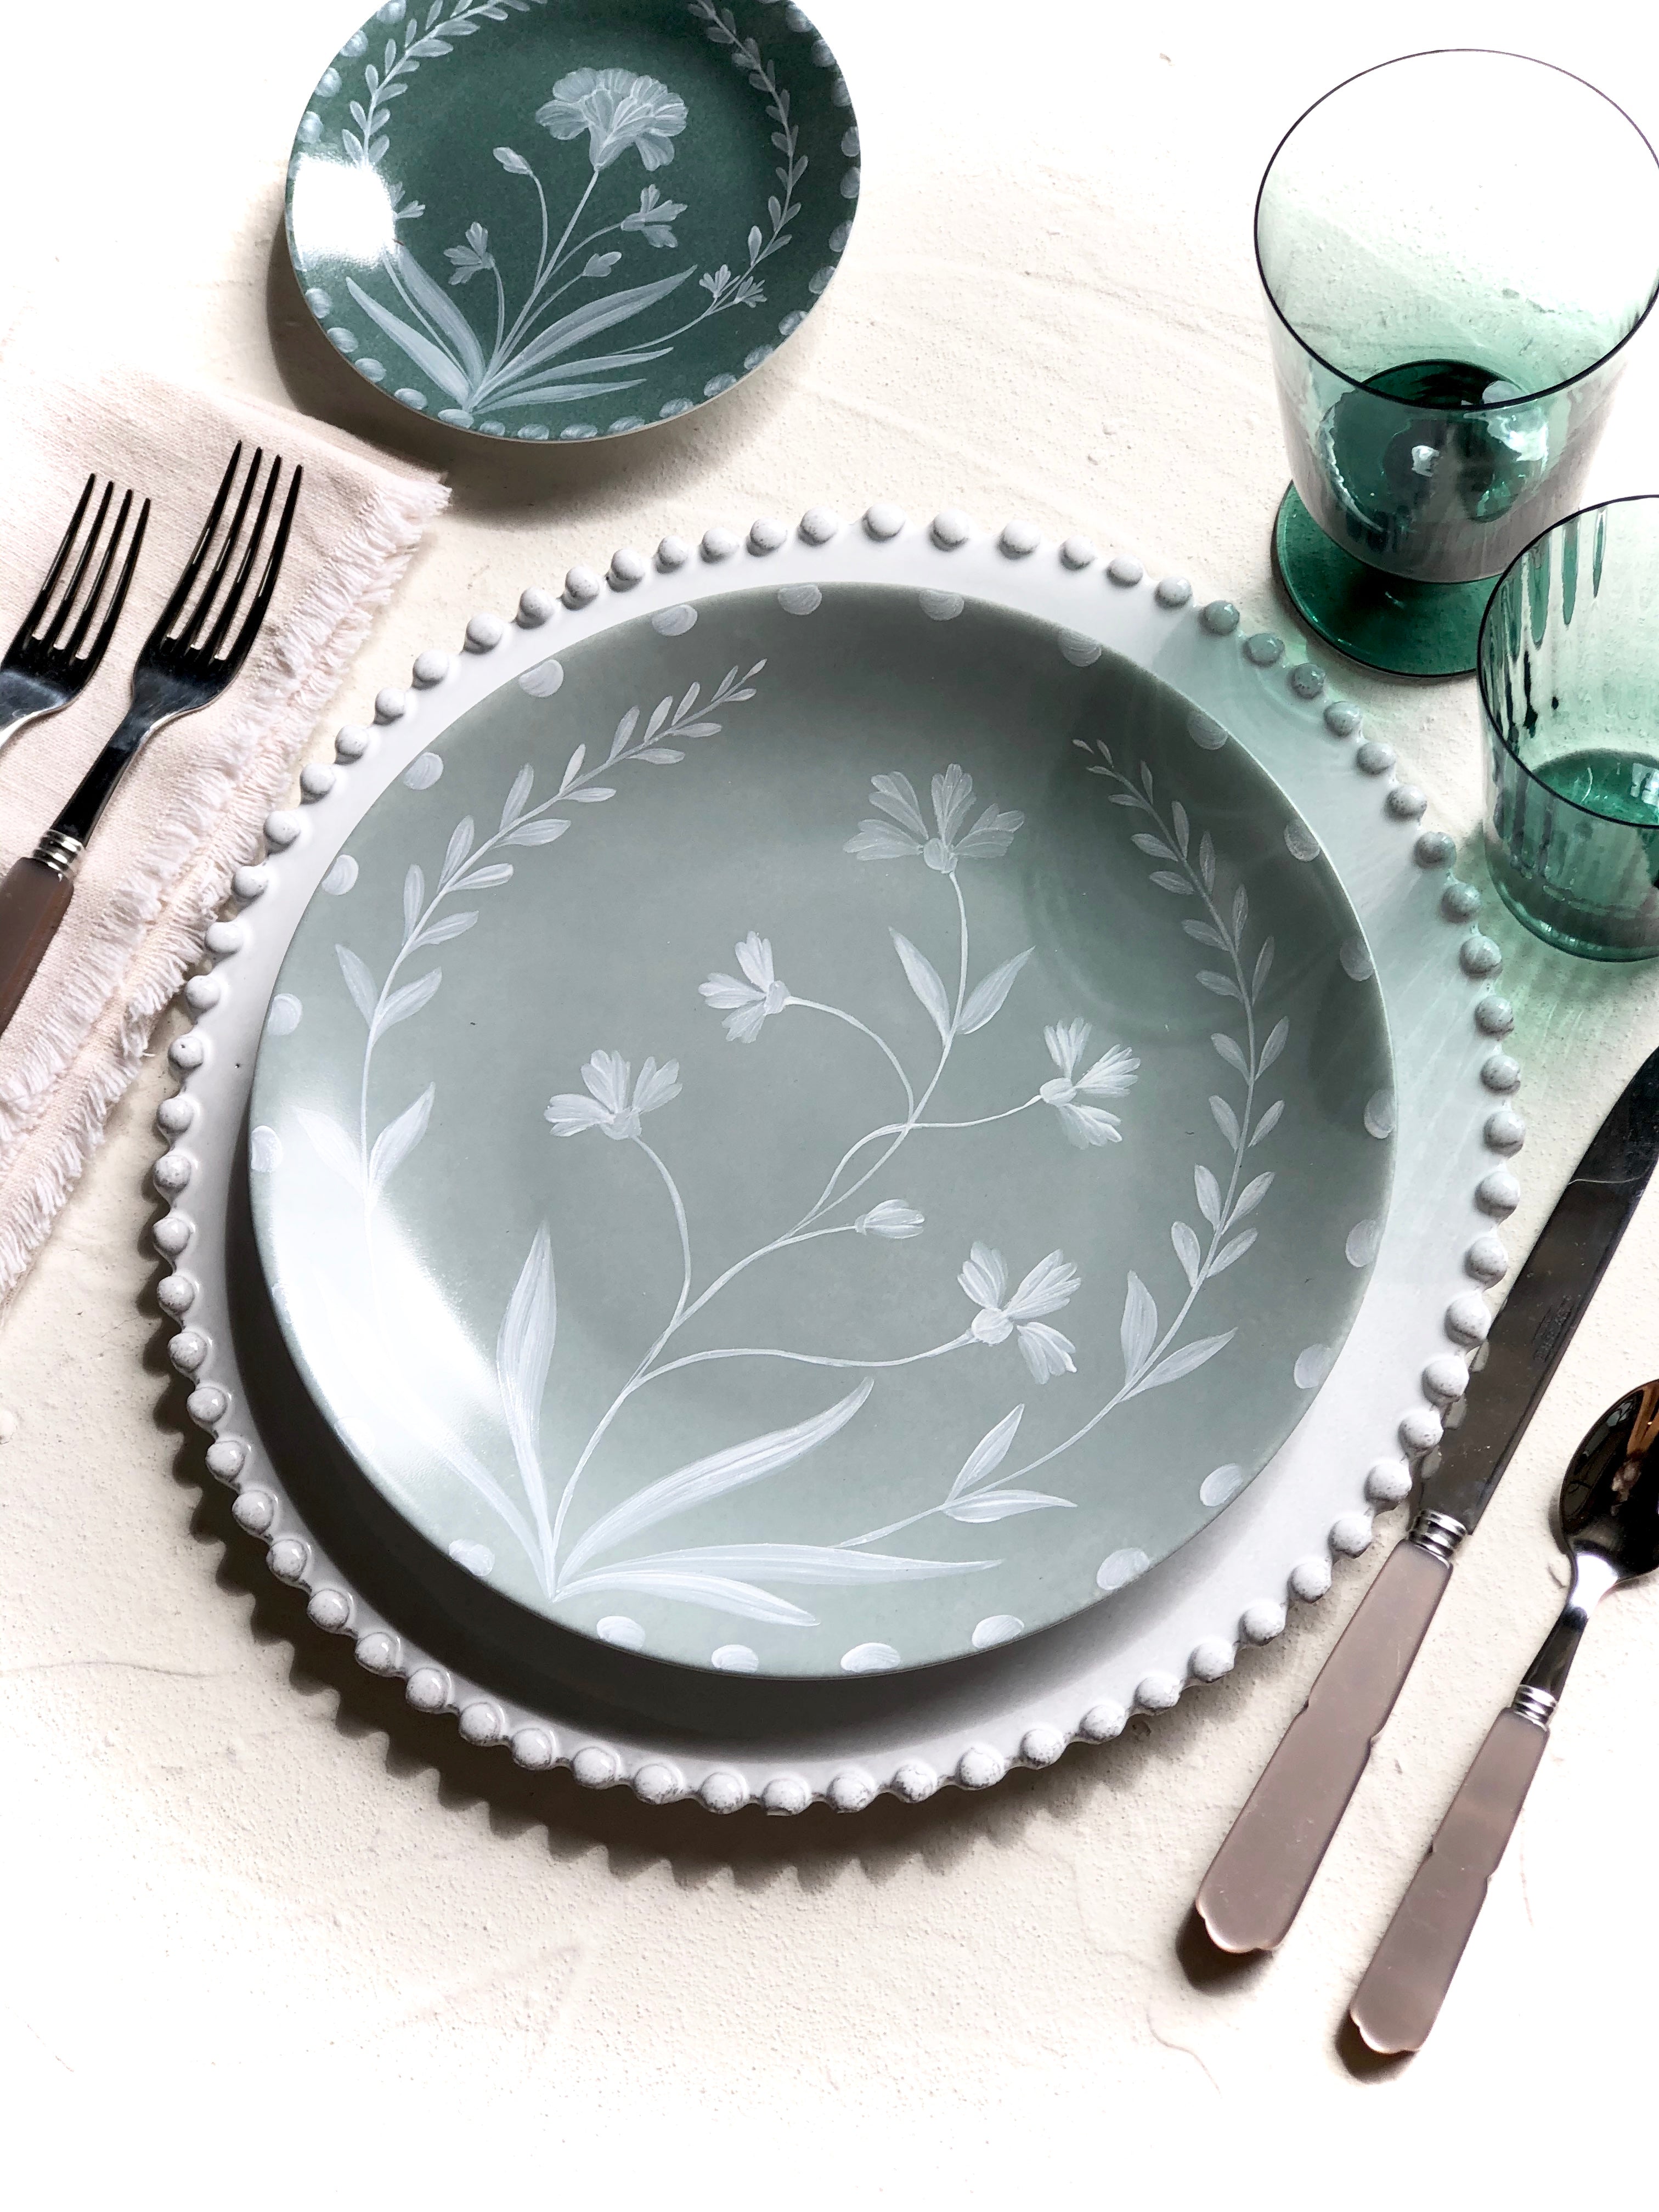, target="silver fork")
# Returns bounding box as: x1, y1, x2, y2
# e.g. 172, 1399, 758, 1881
0, 444, 302, 1037
0, 474, 150, 753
